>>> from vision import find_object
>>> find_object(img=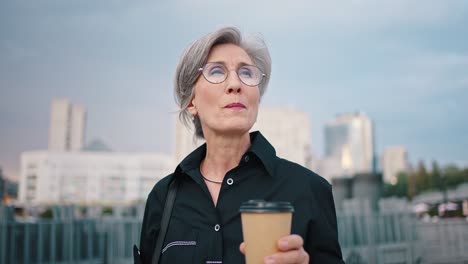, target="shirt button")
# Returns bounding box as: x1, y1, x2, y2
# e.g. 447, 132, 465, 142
214, 224, 221, 232
244, 155, 250, 162
227, 178, 234, 185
